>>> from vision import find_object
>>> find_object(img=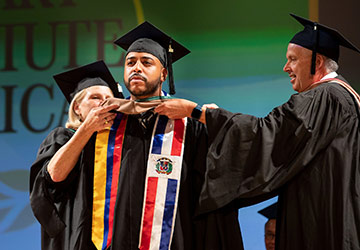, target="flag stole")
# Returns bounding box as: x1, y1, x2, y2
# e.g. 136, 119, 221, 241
139, 115, 187, 250
92, 113, 128, 250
